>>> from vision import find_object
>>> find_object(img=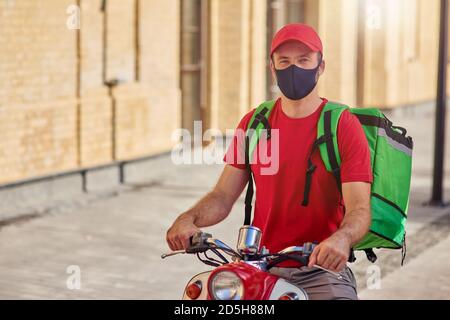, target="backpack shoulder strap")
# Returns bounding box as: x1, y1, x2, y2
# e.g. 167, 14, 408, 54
243, 100, 276, 226
317, 101, 349, 173
301, 101, 349, 206
246, 100, 277, 160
